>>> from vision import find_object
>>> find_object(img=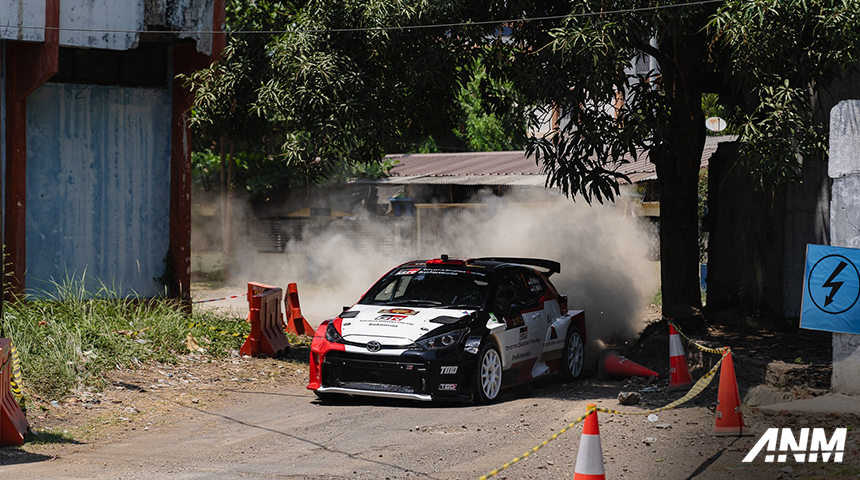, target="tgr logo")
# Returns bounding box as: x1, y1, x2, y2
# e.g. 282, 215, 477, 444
742, 428, 847, 463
